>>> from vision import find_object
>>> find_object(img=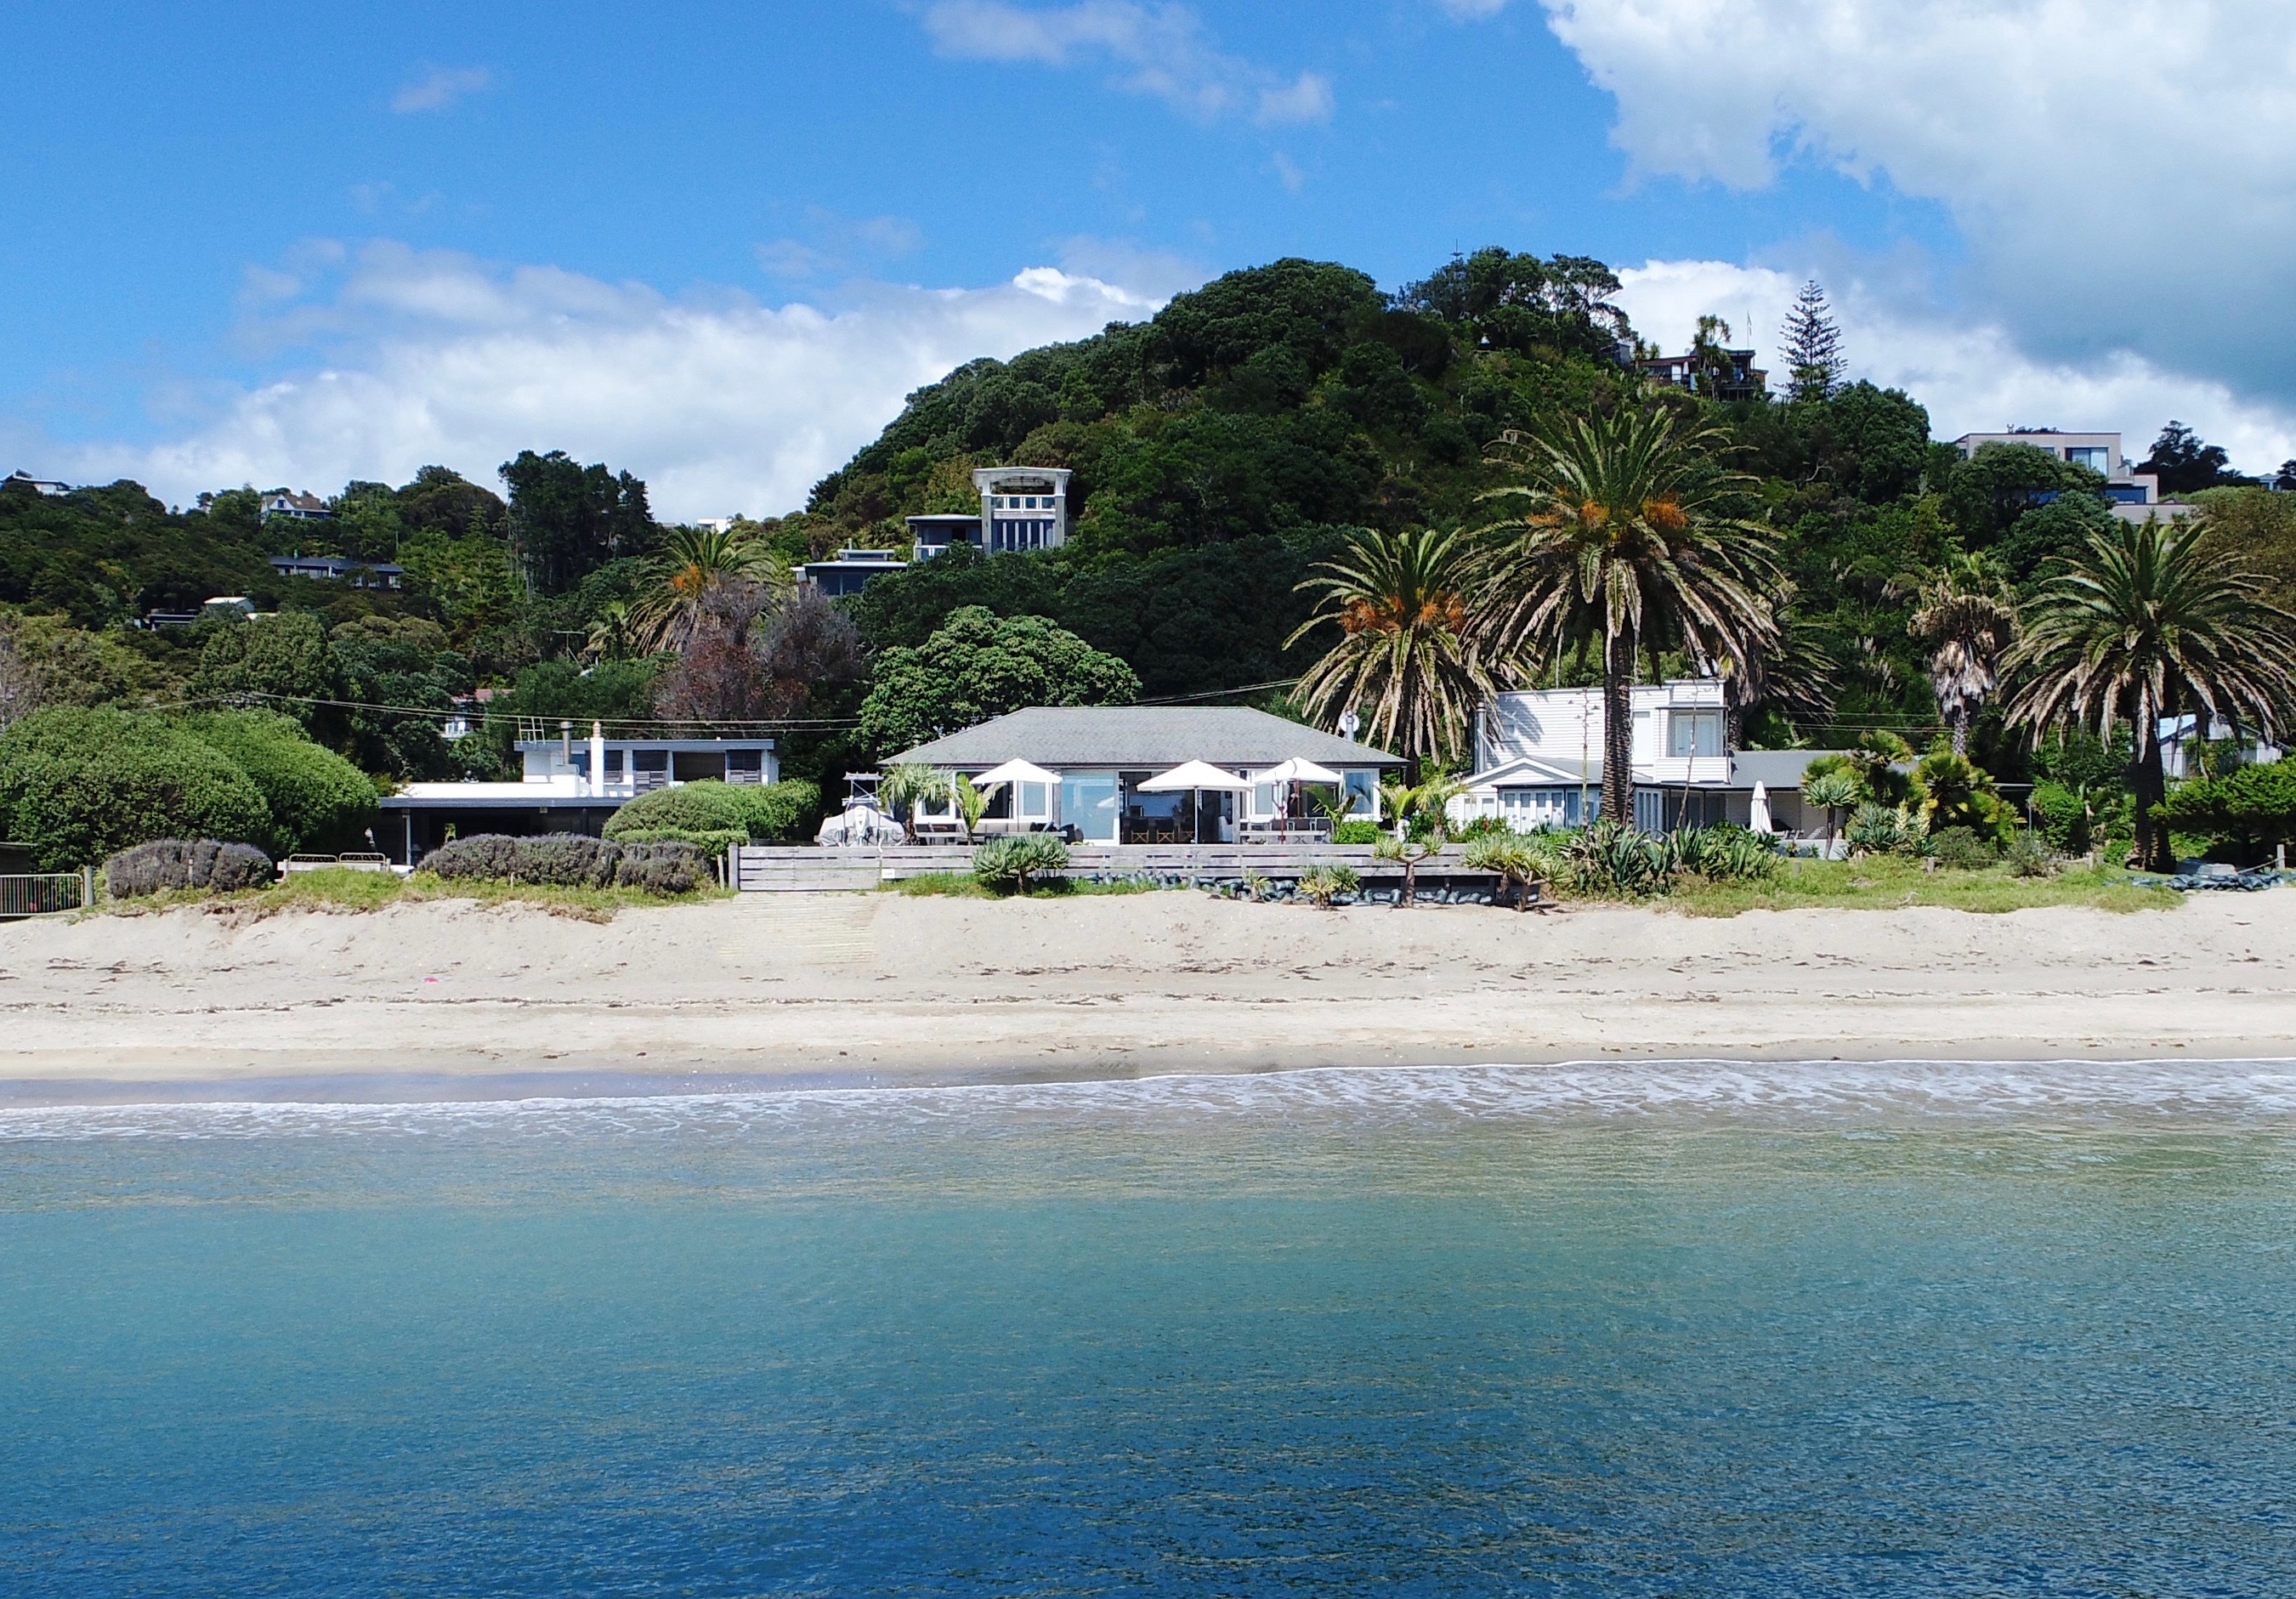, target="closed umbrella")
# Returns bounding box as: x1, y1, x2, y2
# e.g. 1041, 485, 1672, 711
1749, 780, 1772, 835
